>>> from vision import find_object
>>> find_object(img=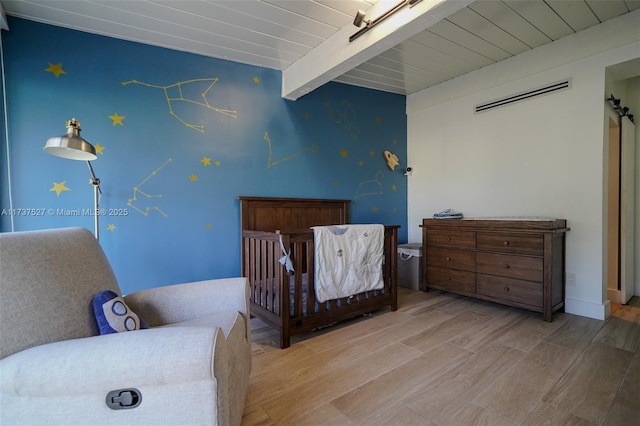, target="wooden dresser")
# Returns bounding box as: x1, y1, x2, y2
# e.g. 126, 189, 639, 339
421, 218, 568, 321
